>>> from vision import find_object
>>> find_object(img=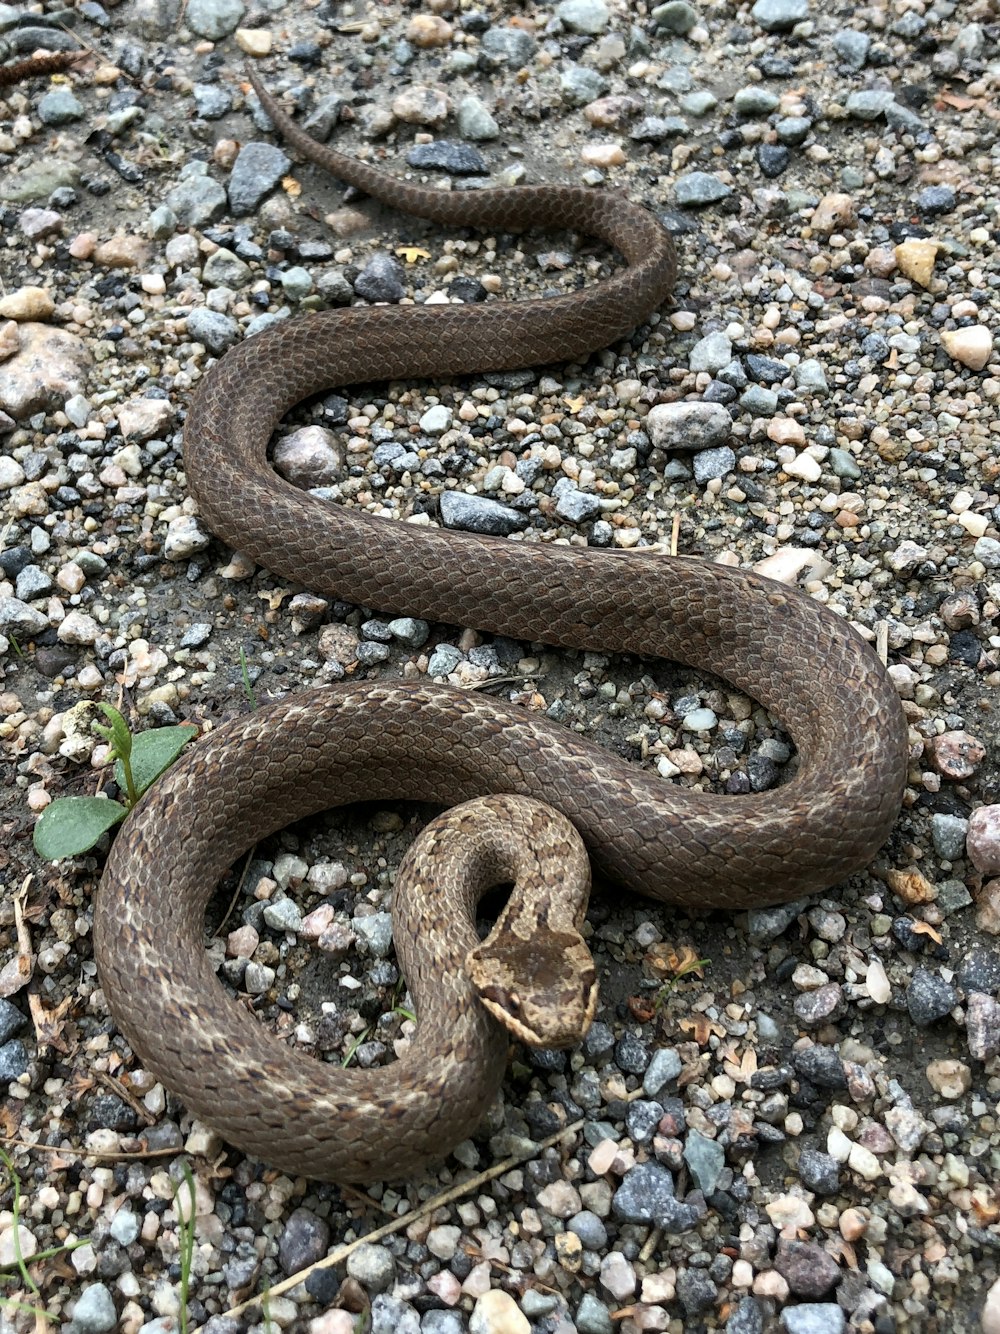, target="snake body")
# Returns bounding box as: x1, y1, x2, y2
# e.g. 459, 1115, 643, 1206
93, 68, 908, 1183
